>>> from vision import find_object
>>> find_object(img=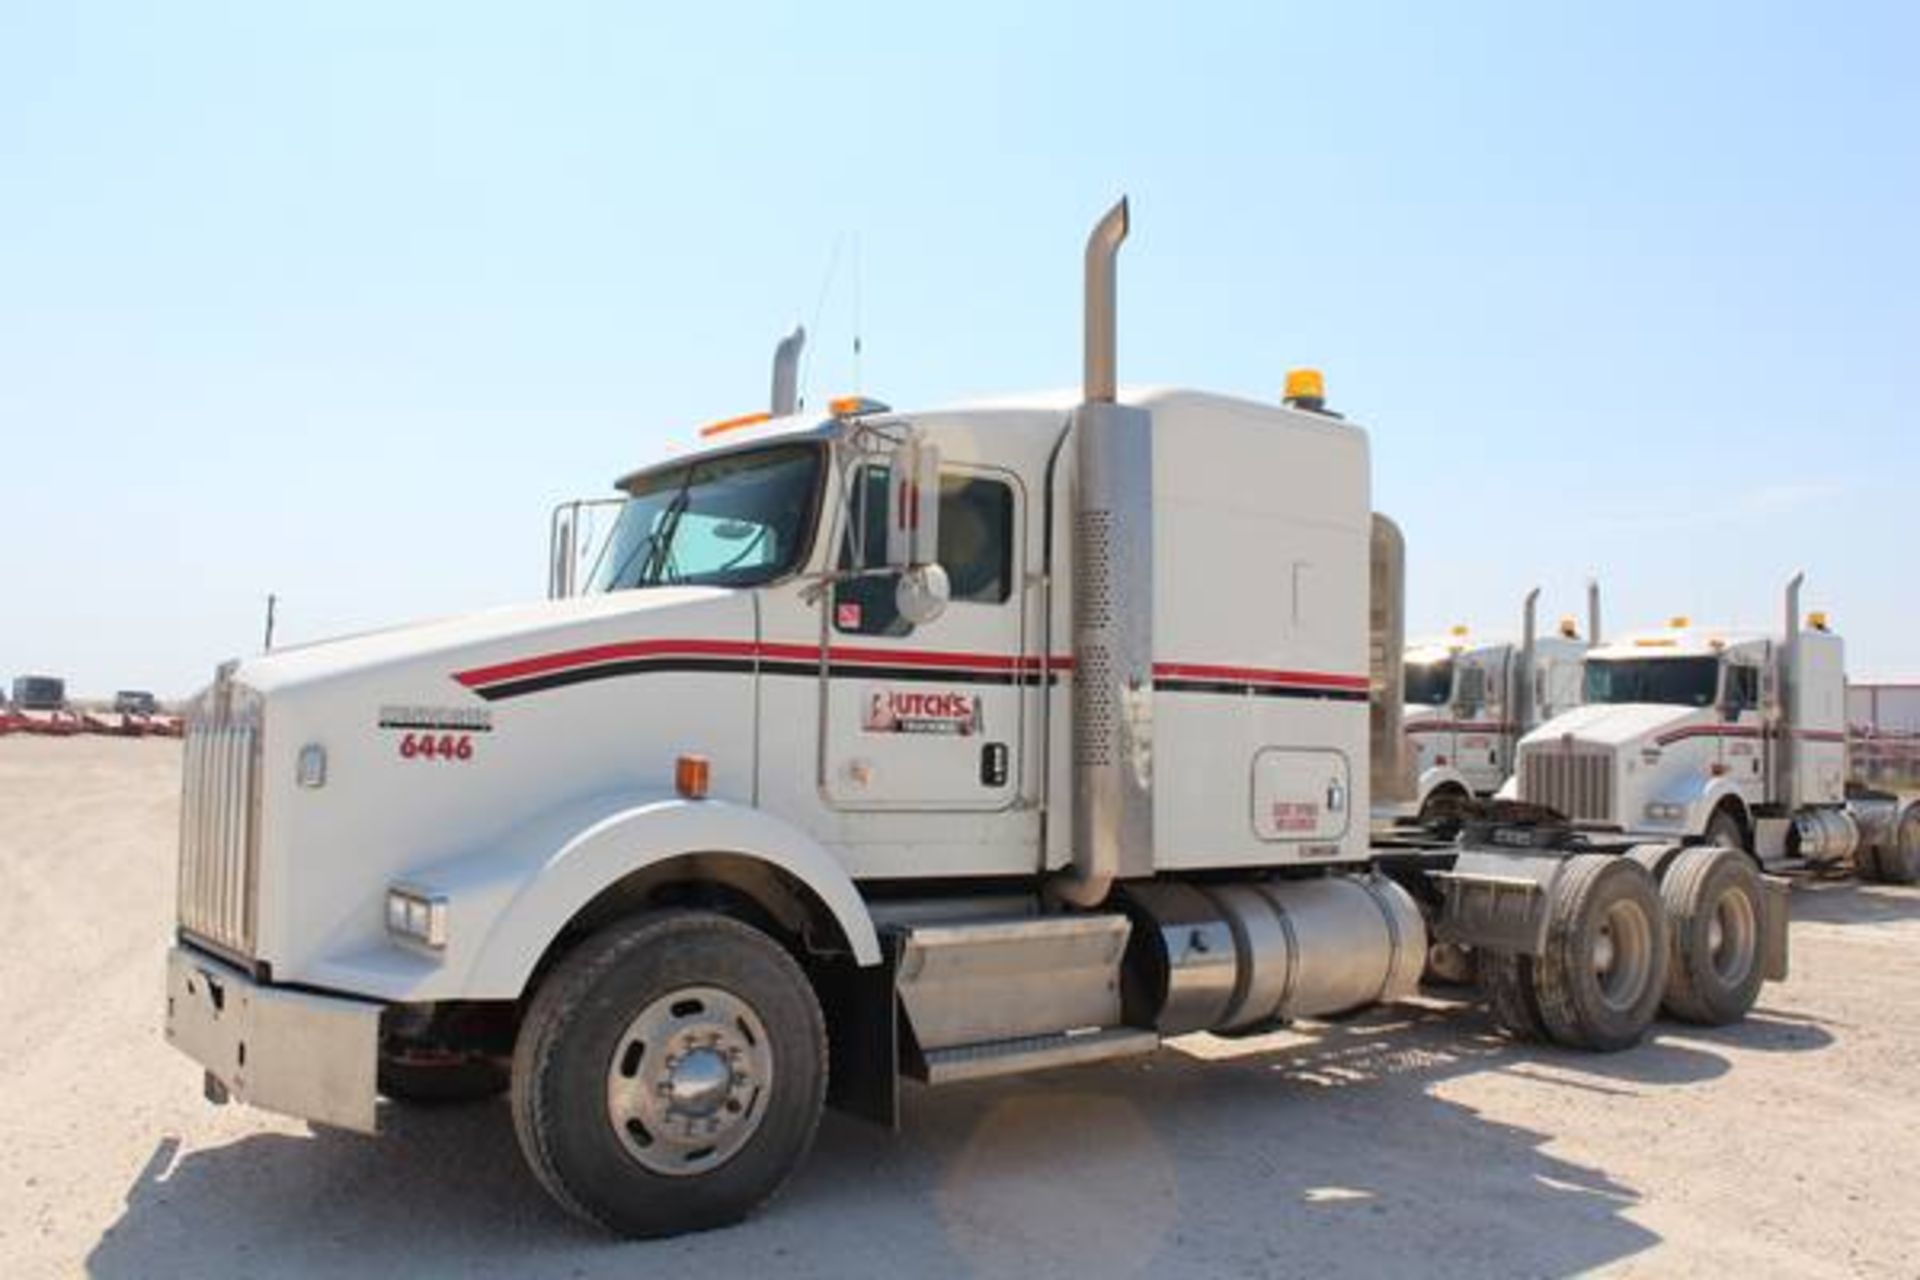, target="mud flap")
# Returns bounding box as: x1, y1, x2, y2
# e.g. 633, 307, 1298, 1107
1760, 874, 1791, 982
1431, 849, 1572, 957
